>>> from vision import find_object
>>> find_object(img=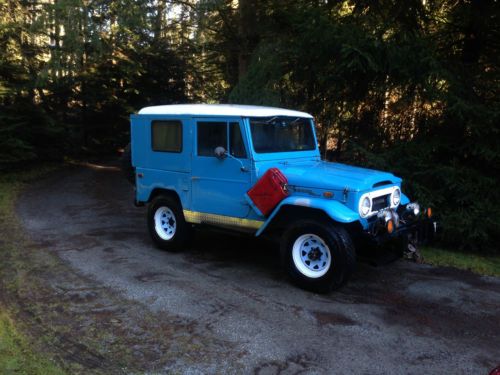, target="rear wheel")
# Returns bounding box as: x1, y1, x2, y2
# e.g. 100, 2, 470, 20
281, 220, 356, 293
147, 195, 189, 251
